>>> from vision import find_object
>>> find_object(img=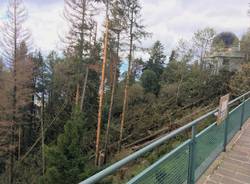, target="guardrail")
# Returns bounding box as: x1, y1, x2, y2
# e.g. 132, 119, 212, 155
80, 91, 250, 184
